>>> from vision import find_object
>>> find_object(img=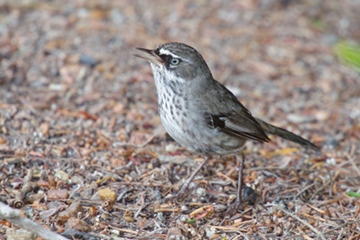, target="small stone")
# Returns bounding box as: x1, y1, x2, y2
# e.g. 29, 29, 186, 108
57, 201, 83, 224
98, 188, 117, 202
65, 217, 91, 232
165, 143, 178, 152
6, 228, 36, 240
287, 114, 316, 124
47, 189, 68, 200
79, 54, 99, 68
180, 205, 188, 212
166, 227, 187, 240
54, 170, 69, 182
195, 187, 206, 197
